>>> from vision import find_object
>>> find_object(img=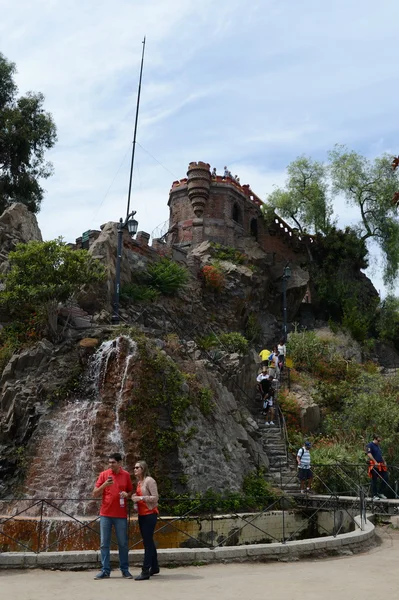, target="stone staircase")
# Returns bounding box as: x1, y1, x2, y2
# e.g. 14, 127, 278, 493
257, 413, 300, 495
